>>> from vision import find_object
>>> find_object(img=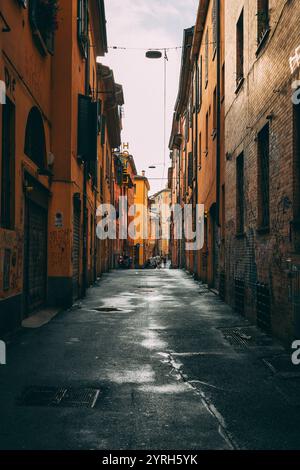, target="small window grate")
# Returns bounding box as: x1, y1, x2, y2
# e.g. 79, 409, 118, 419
257, 283, 271, 333
219, 272, 226, 301
235, 279, 245, 315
